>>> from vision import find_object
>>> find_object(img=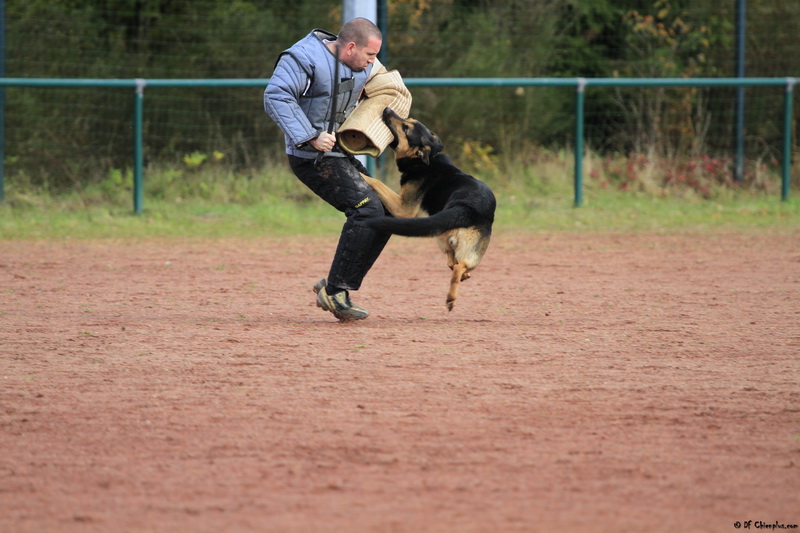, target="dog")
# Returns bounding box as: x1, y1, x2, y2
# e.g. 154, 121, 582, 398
361, 107, 496, 311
